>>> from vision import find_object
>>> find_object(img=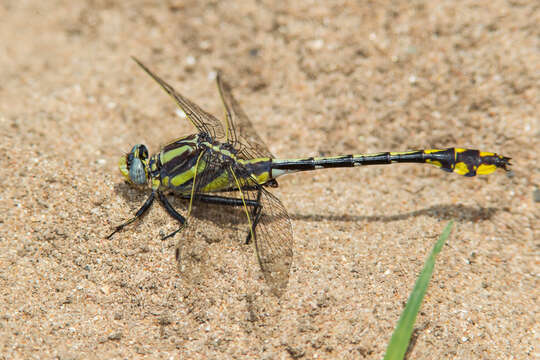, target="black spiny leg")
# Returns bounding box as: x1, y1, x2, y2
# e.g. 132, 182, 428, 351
180, 194, 259, 208
245, 188, 263, 245
158, 191, 187, 240
107, 192, 155, 239
179, 193, 262, 244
